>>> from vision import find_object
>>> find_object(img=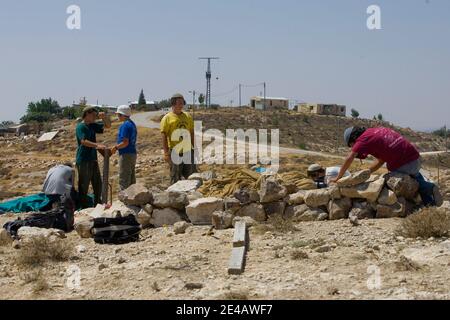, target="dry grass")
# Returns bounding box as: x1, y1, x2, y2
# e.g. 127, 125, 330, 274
15, 236, 74, 268
398, 207, 450, 239
253, 214, 298, 235
20, 269, 50, 293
